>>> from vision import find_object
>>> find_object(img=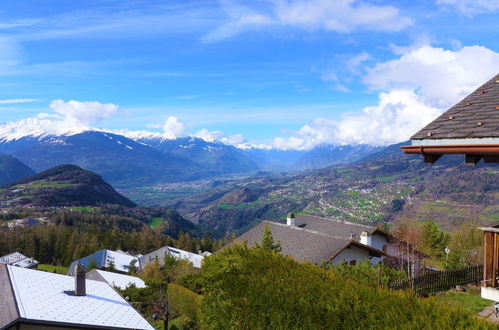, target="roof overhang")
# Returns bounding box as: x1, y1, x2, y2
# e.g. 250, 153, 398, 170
330, 241, 386, 261
401, 143, 499, 165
